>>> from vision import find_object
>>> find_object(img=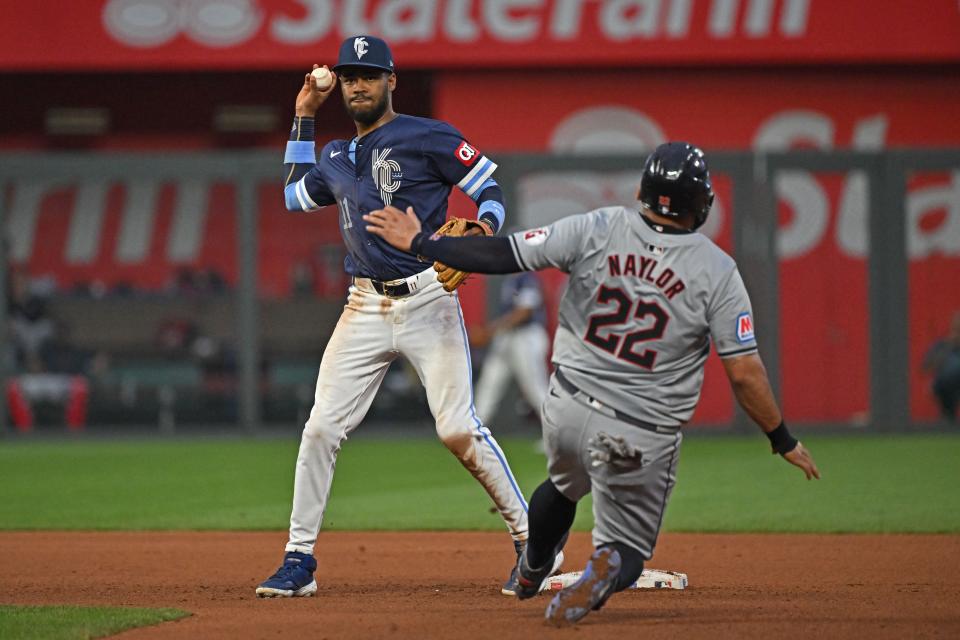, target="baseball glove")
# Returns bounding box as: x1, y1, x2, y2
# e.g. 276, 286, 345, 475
431, 217, 493, 292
